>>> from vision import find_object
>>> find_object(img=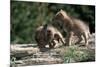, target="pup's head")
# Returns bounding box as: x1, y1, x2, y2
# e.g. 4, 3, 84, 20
51, 10, 69, 31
